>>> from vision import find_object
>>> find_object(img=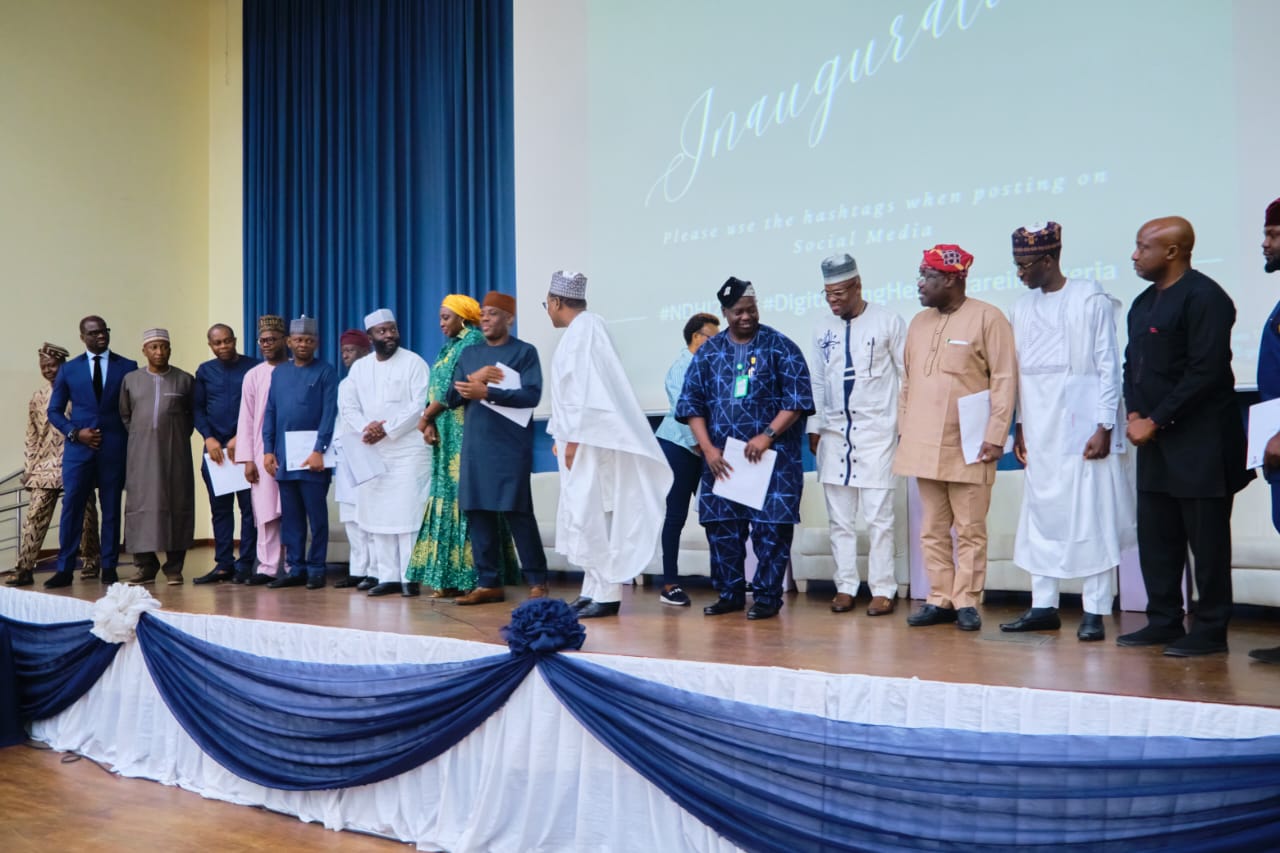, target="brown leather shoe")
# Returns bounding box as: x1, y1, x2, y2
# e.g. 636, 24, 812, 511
454, 586, 505, 606
867, 595, 897, 616
124, 574, 157, 585
527, 584, 548, 599
831, 592, 855, 613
